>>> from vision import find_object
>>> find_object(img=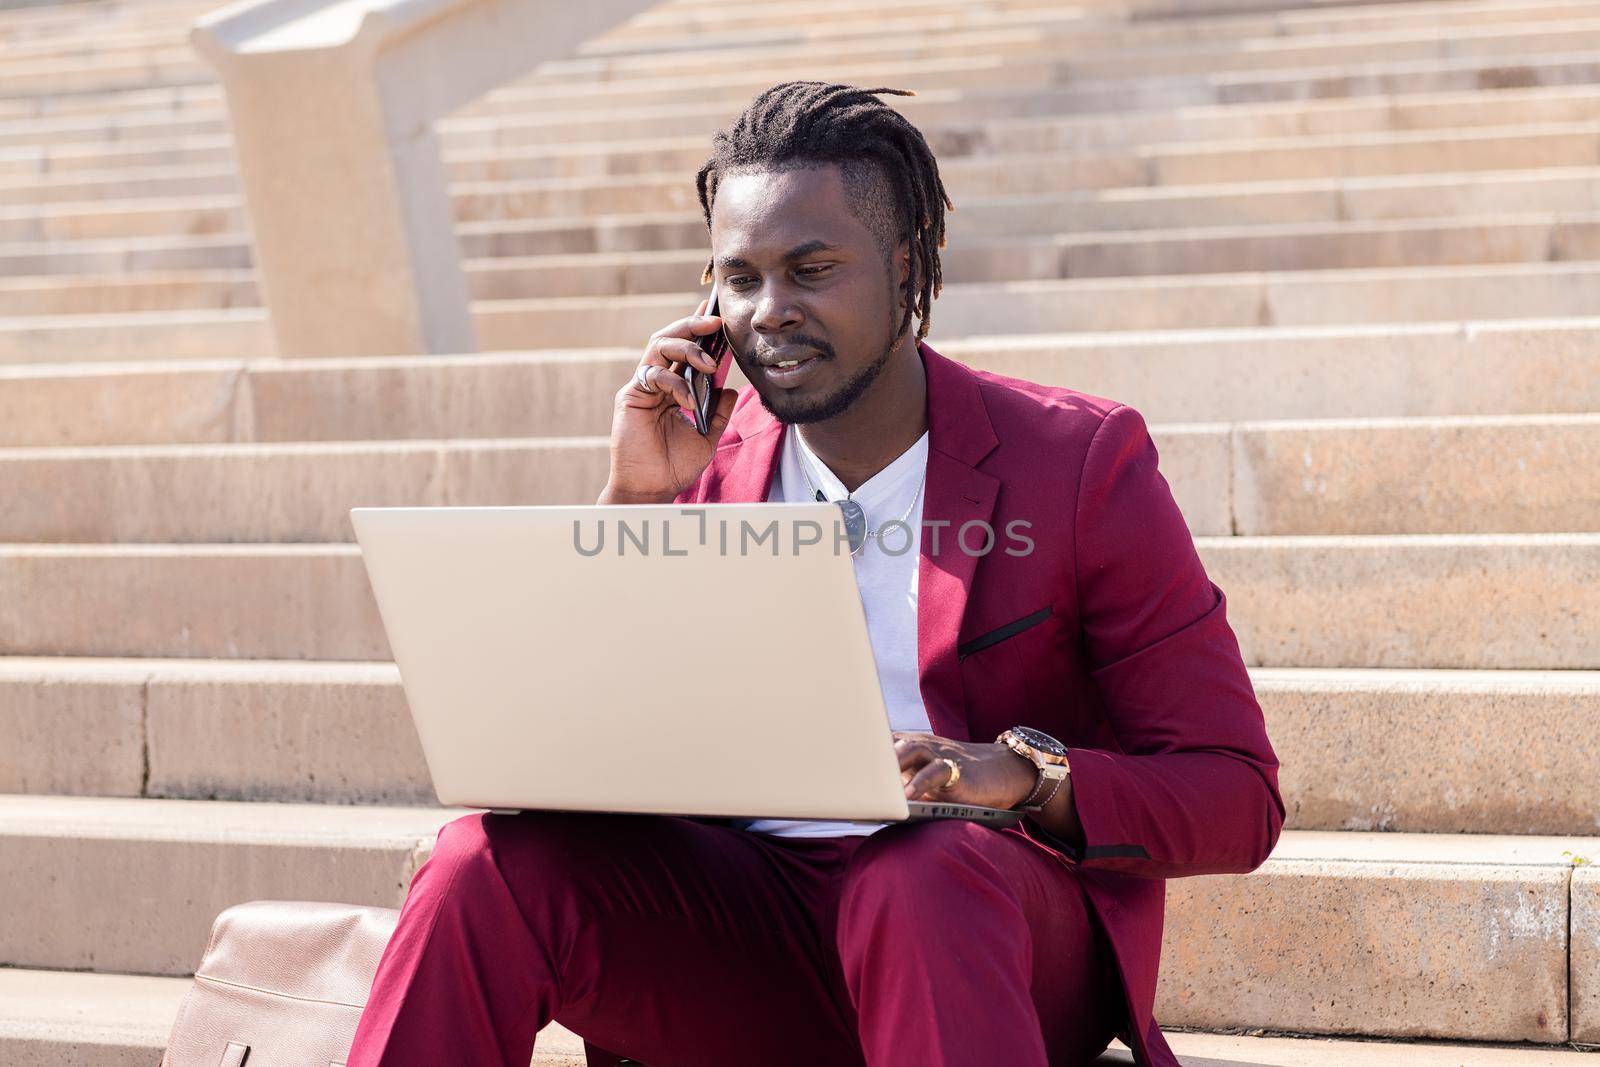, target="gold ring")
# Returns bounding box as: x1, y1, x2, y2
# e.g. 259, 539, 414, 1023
937, 757, 961, 790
